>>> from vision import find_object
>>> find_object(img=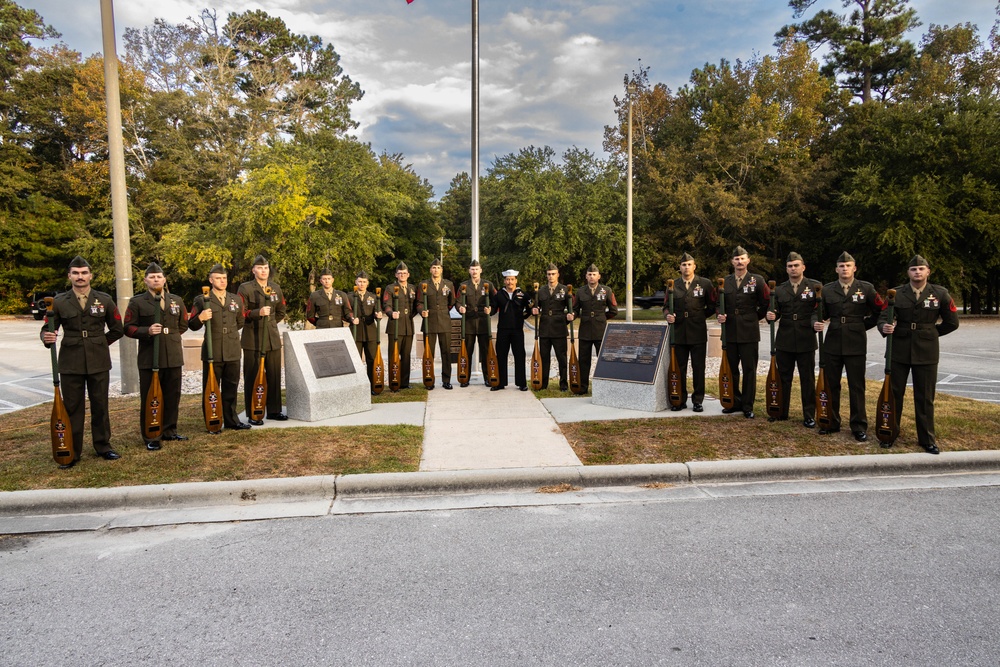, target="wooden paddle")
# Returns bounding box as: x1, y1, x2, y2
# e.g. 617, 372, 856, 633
875, 289, 900, 446
421, 281, 434, 388
202, 286, 222, 434
249, 286, 270, 422
567, 284, 583, 394
389, 286, 401, 391
352, 286, 360, 342
143, 290, 165, 441
765, 280, 783, 419
815, 284, 832, 430
458, 284, 470, 385
372, 287, 385, 394
484, 281, 500, 387
45, 297, 74, 467
717, 278, 735, 411
530, 281, 543, 390
666, 279, 683, 407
